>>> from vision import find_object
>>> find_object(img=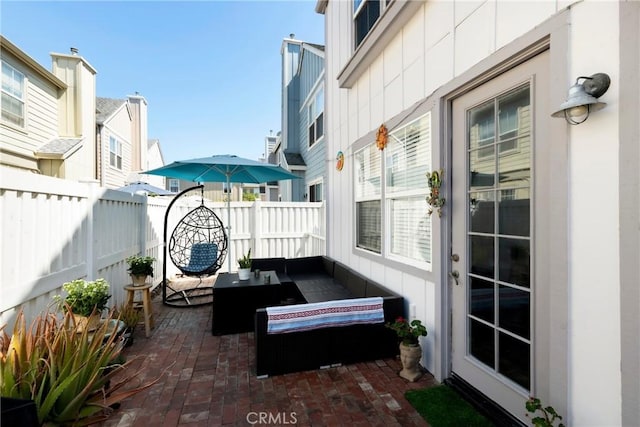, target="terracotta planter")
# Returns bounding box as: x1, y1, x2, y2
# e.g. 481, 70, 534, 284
399, 342, 423, 382
238, 268, 251, 281
72, 313, 101, 332
130, 274, 148, 286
